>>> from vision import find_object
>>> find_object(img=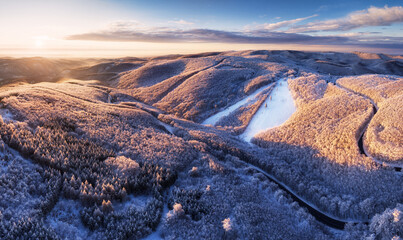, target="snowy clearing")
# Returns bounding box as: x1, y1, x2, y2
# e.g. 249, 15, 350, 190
0, 108, 15, 122
241, 79, 296, 142
202, 83, 275, 126
46, 198, 93, 240
160, 121, 174, 134
114, 194, 151, 212
143, 204, 169, 240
